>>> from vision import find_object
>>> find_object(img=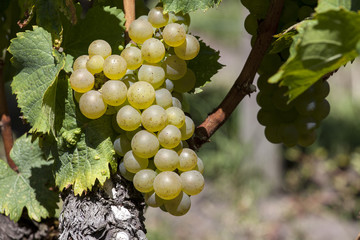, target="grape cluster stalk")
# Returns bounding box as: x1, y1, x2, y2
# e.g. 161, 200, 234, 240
69, 7, 204, 216
242, 0, 330, 147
